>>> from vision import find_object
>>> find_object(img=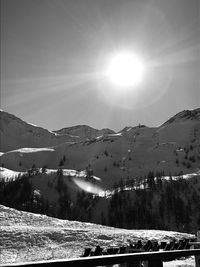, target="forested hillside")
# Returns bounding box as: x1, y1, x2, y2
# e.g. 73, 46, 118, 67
1, 168, 199, 233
